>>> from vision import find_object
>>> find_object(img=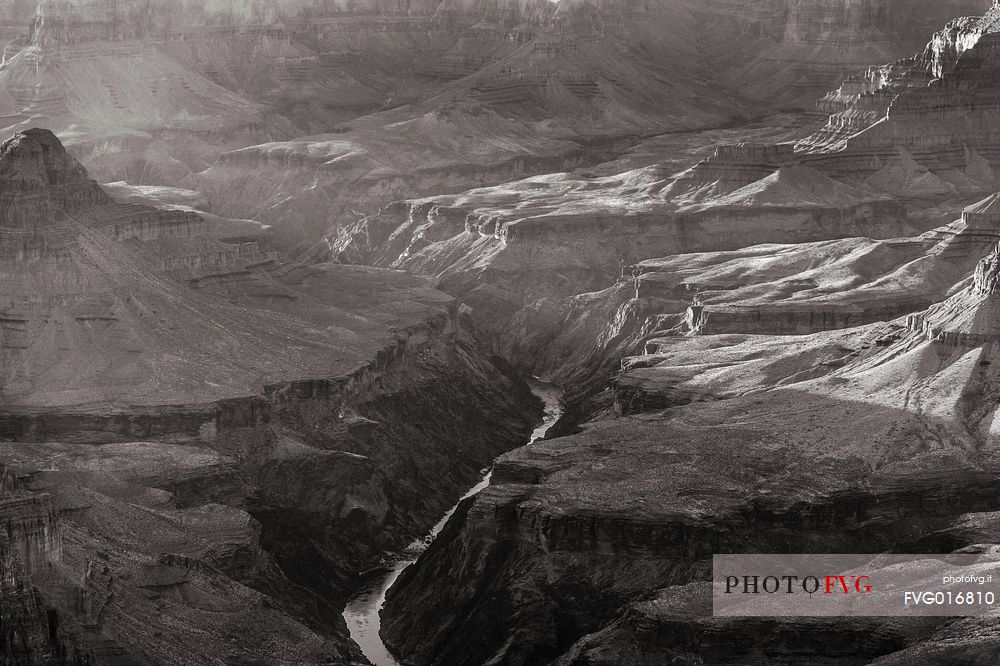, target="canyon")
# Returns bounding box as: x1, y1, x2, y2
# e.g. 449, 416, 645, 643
324, 0, 1000, 422
0, 127, 542, 663
342, 1, 1000, 665
382, 241, 1000, 664
5, 1, 1000, 665
0, 0, 987, 246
